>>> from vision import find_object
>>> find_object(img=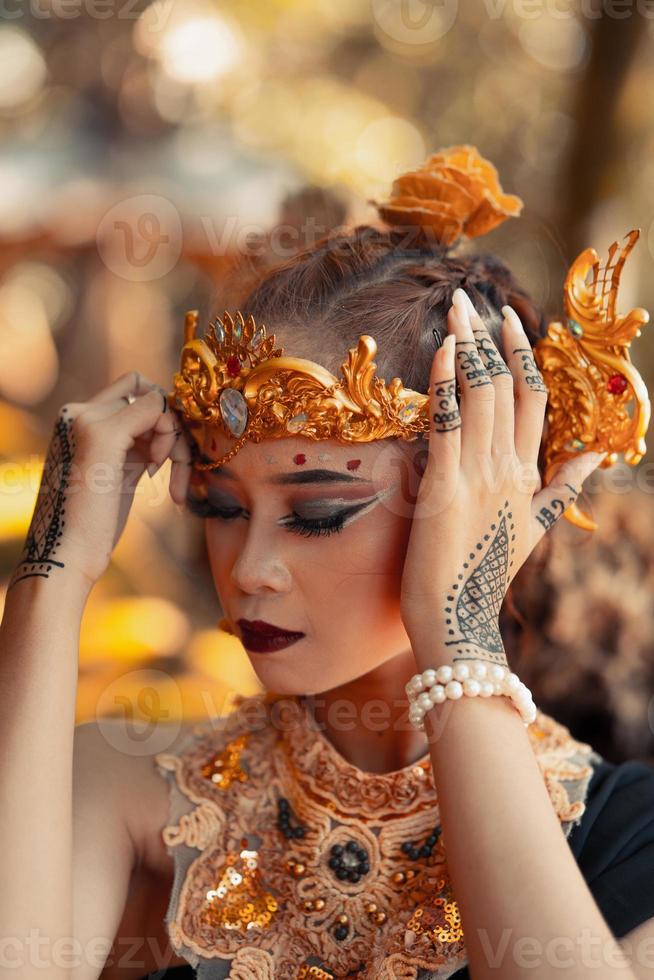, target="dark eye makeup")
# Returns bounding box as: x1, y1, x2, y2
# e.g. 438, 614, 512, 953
184, 488, 377, 538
